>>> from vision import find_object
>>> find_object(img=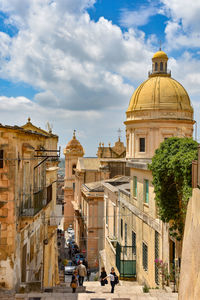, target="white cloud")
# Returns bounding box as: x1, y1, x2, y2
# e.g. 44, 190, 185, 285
0, 0, 153, 115
161, 0, 200, 49
120, 5, 157, 27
